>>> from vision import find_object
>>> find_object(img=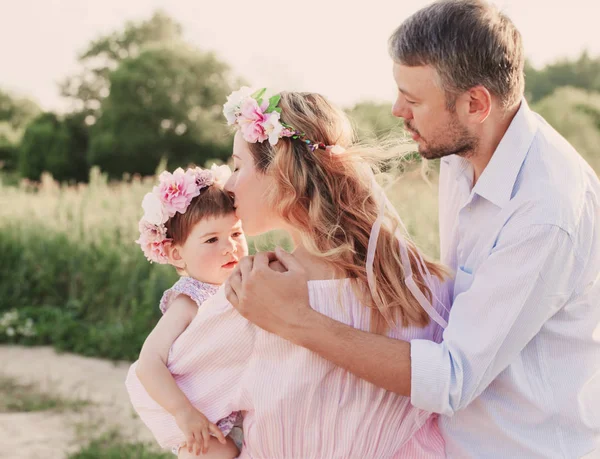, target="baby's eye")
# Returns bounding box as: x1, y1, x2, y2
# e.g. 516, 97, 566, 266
206, 237, 218, 244
232, 232, 243, 238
